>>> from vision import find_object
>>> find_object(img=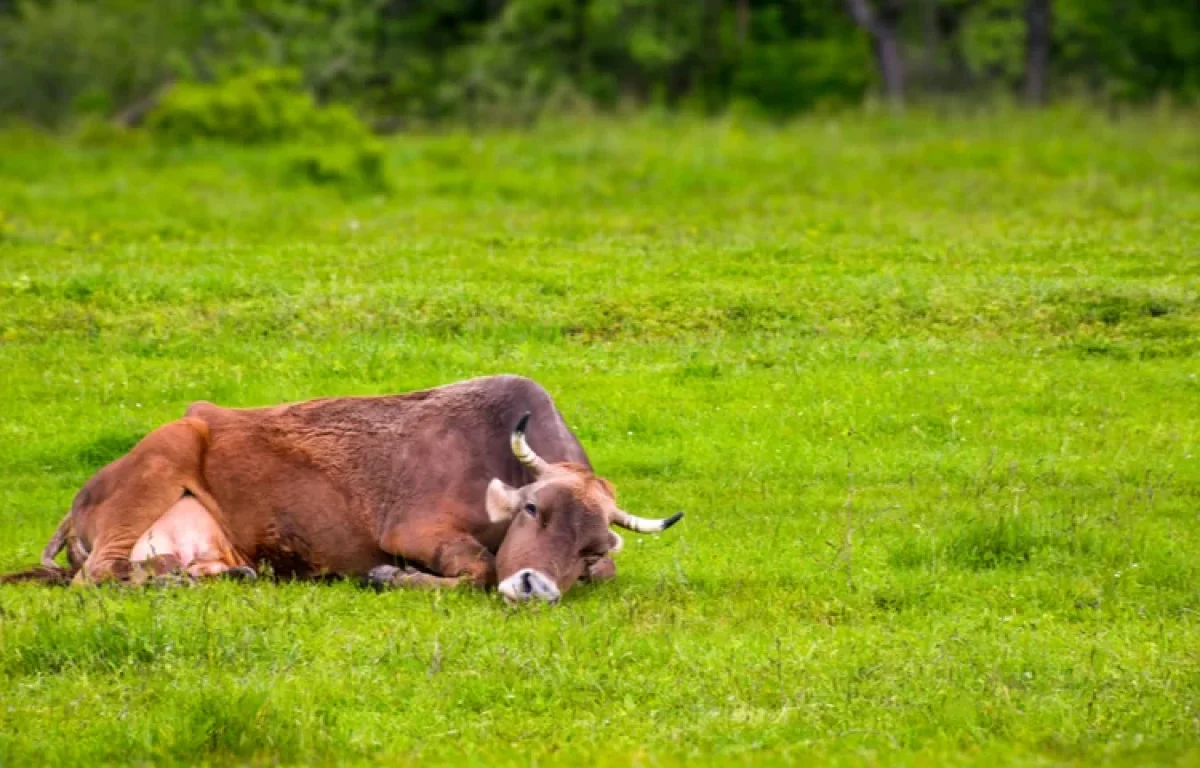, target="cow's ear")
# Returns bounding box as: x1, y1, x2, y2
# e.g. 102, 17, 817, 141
486, 478, 521, 522
608, 530, 624, 553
